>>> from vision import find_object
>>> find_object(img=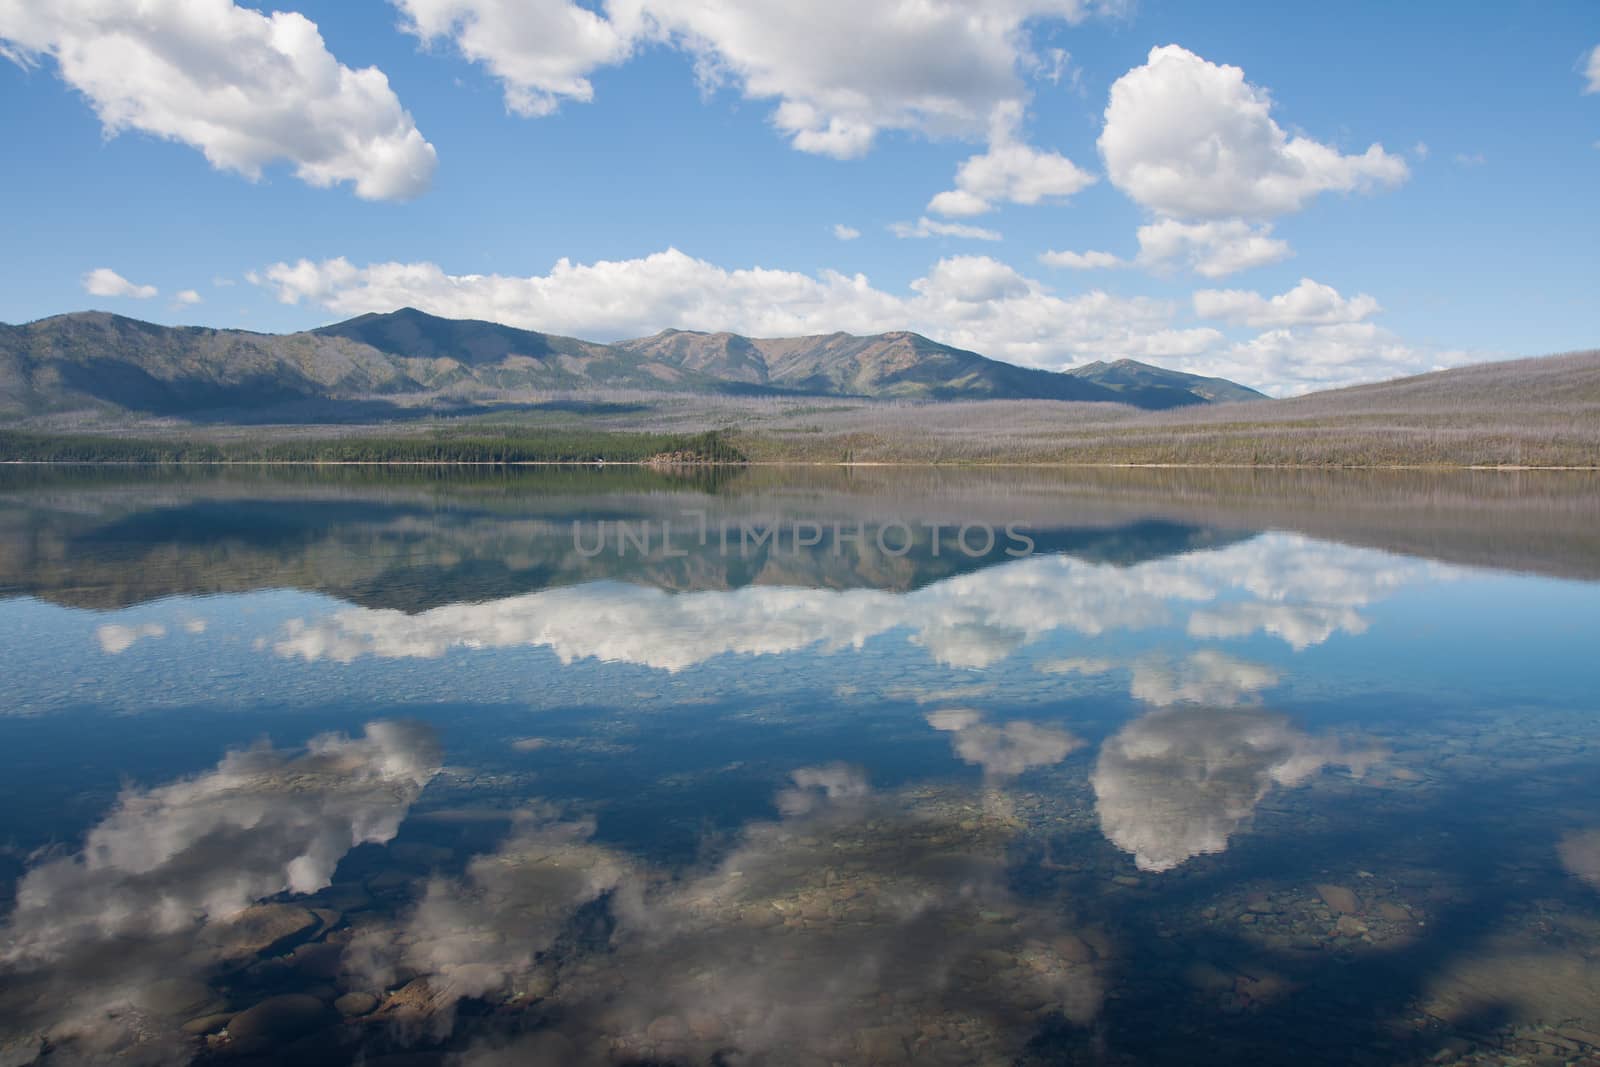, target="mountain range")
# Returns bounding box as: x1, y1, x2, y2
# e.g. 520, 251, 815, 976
0, 307, 1264, 420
